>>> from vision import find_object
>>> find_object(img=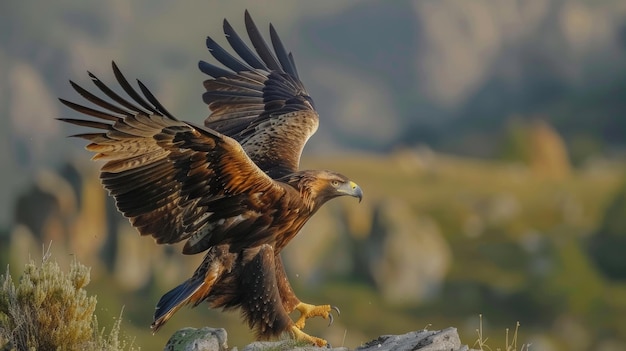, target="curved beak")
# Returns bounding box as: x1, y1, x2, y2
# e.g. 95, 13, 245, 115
339, 181, 363, 203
